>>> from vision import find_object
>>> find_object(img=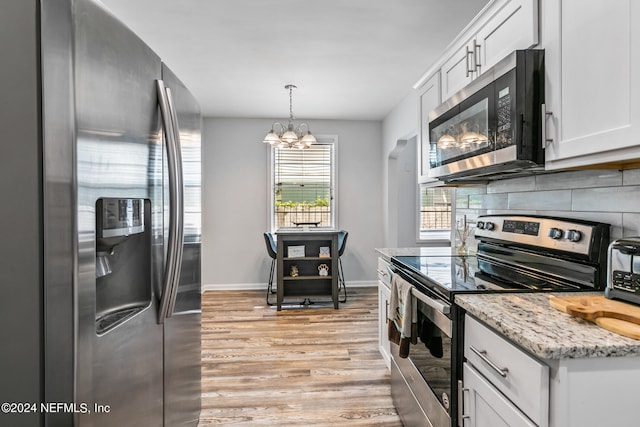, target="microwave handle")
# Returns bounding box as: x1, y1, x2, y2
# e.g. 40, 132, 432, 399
541, 104, 553, 150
